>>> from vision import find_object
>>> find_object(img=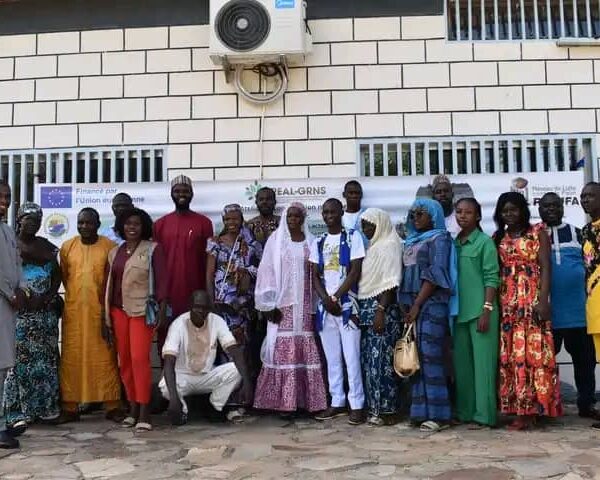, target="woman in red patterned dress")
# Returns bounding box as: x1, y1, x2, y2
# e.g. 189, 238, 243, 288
493, 192, 562, 430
